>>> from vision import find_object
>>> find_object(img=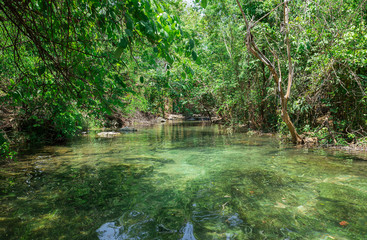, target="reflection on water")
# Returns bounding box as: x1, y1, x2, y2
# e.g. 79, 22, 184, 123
97, 211, 157, 240
181, 222, 196, 240
1, 122, 367, 239
97, 222, 124, 240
